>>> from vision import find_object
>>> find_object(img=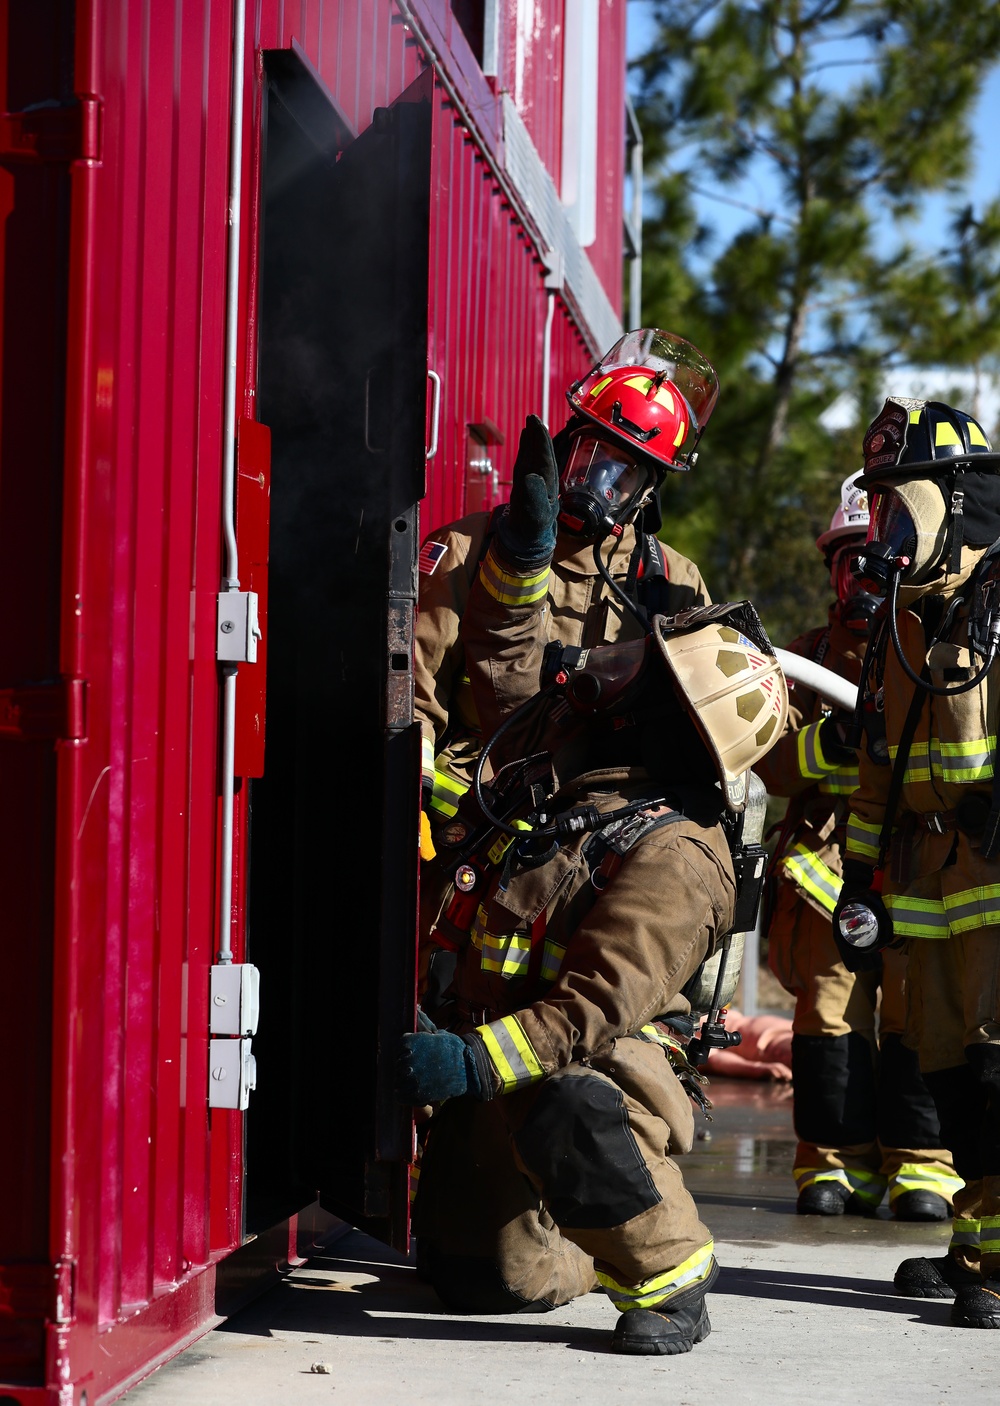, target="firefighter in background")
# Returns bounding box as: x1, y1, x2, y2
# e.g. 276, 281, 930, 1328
759, 478, 960, 1220
397, 412, 789, 1353
834, 397, 1000, 1329
415, 329, 716, 841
